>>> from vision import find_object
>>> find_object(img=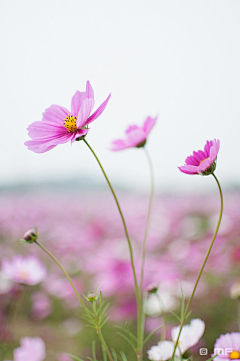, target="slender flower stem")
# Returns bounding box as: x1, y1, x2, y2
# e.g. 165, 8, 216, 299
35, 240, 114, 361
170, 173, 223, 361
83, 139, 140, 307
34, 241, 90, 316
137, 148, 155, 357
